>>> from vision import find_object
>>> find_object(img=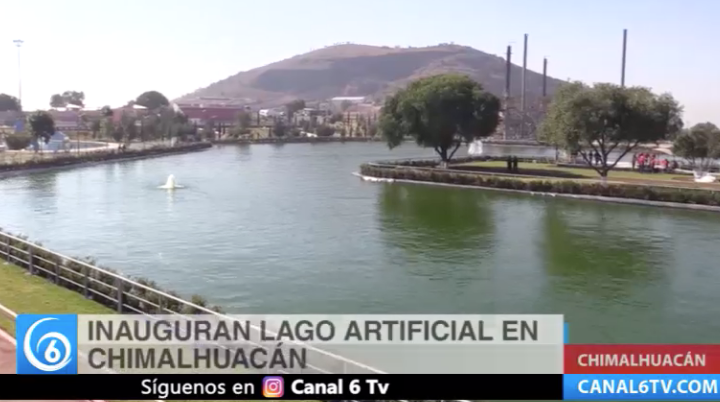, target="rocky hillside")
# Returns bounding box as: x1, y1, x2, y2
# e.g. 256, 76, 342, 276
176, 44, 564, 107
